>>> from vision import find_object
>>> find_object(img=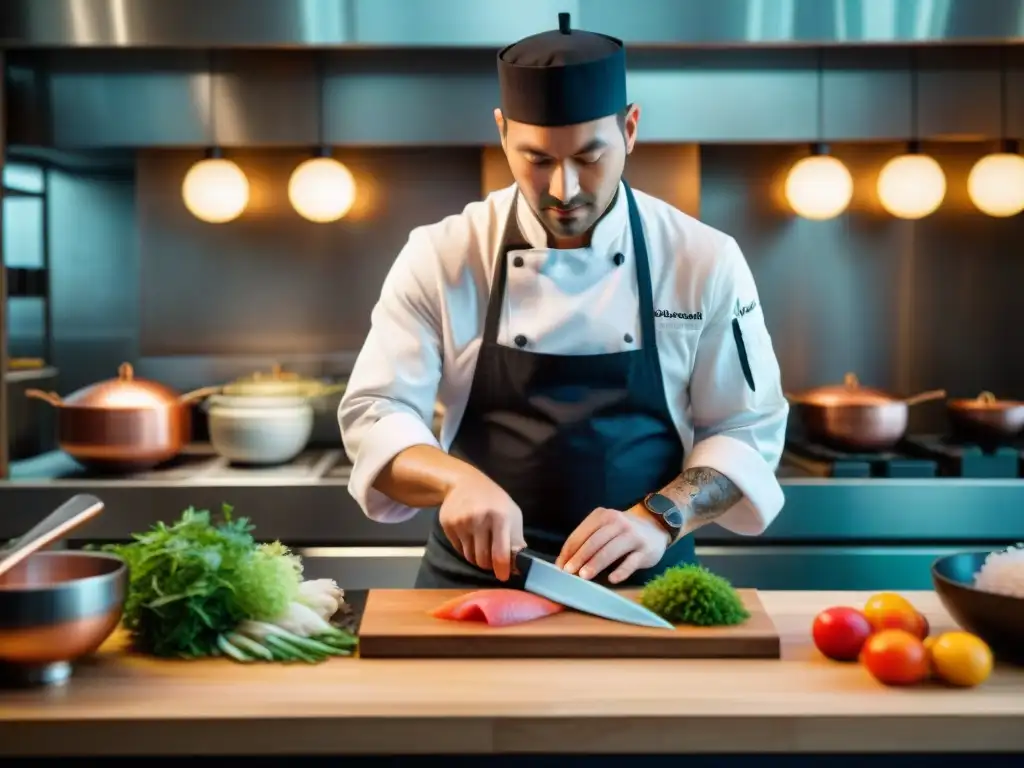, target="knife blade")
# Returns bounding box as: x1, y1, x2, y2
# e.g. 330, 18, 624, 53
513, 548, 675, 630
